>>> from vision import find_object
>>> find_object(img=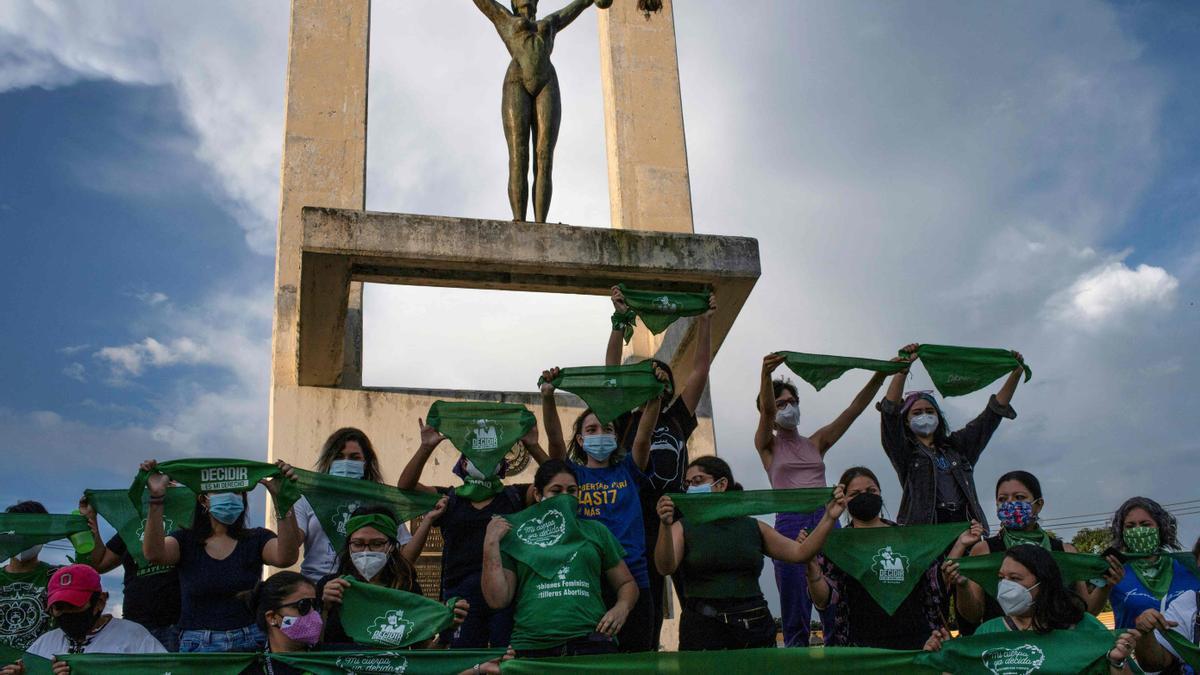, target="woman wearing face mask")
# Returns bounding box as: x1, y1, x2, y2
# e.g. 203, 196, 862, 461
318, 505, 466, 647
880, 344, 1024, 531
396, 418, 547, 649
923, 546, 1140, 674
139, 459, 303, 653
1099, 497, 1200, 630
293, 428, 418, 583
756, 352, 896, 647
540, 366, 665, 653
653, 457, 845, 651
805, 467, 981, 649
482, 460, 639, 657
0, 501, 59, 653
946, 471, 1120, 634
237, 571, 323, 675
